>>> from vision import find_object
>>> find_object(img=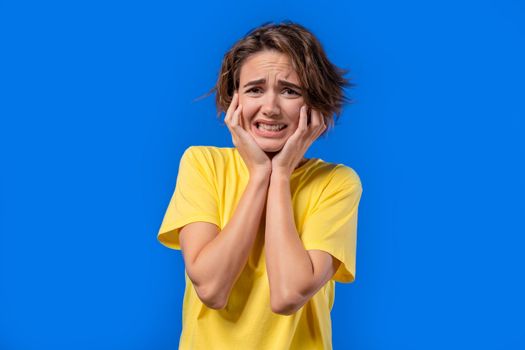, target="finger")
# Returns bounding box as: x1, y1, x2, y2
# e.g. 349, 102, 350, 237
313, 109, 321, 127
239, 108, 246, 131
315, 113, 327, 139
310, 108, 322, 128
225, 91, 239, 124
226, 100, 241, 133
320, 111, 327, 130
297, 105, 308, 134
313, 109, 327, 136
231, 103, 243, 130
228, 106, 242, 148
225, 93, 237, 126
